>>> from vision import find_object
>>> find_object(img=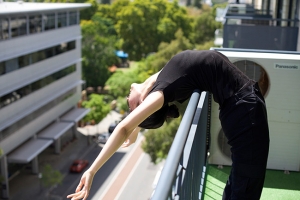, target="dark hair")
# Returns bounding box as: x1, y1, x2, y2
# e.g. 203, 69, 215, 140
139, 104, 180, 129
